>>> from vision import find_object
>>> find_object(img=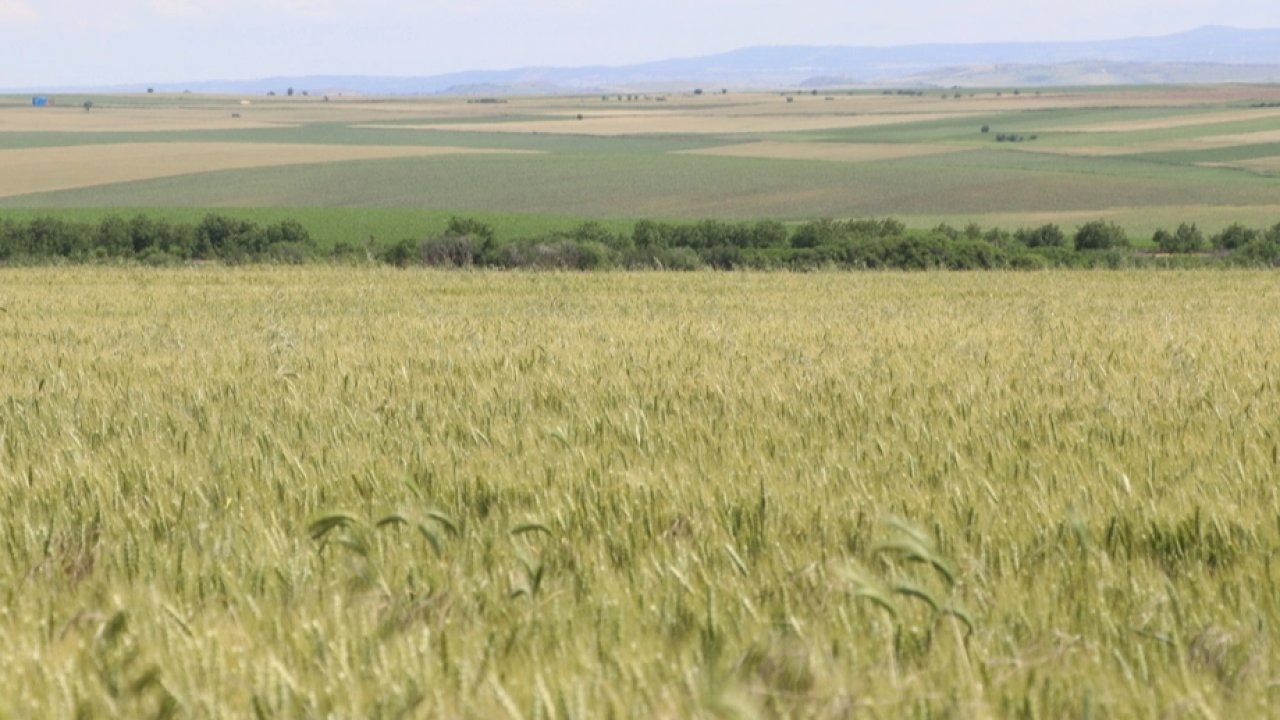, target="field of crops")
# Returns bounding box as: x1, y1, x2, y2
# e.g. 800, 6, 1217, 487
3, 268, 1279, 717
2, 86, 1280, 235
